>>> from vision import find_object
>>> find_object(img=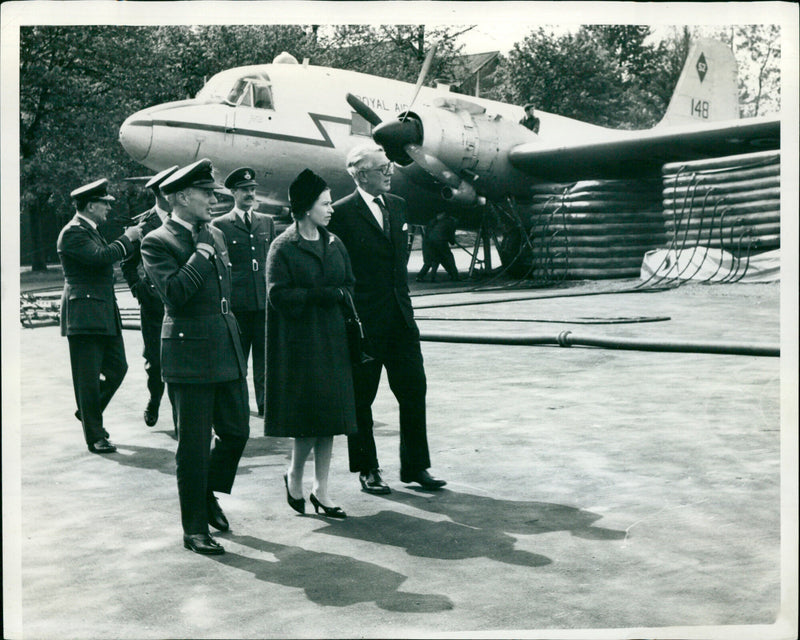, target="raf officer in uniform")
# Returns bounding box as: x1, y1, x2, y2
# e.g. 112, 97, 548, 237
58, 179, 142, 453
141, 159, 250, 556
211, 167, 275, 417
329, 144, 447, 494
120, 165, 179, 428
